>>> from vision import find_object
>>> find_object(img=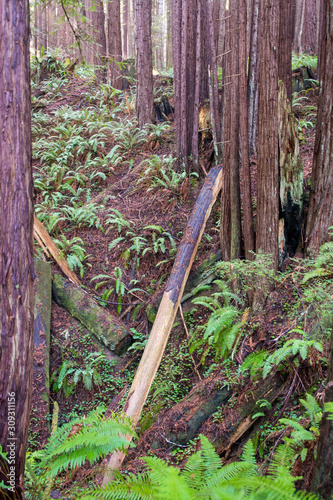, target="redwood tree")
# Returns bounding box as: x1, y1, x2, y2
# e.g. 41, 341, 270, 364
0, 0, 35, 497
92, 0, 107, 83
255, 0, 280, 270
107, 0, 123, 89
135, 0, 154, 127
305, 0, 333, 255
